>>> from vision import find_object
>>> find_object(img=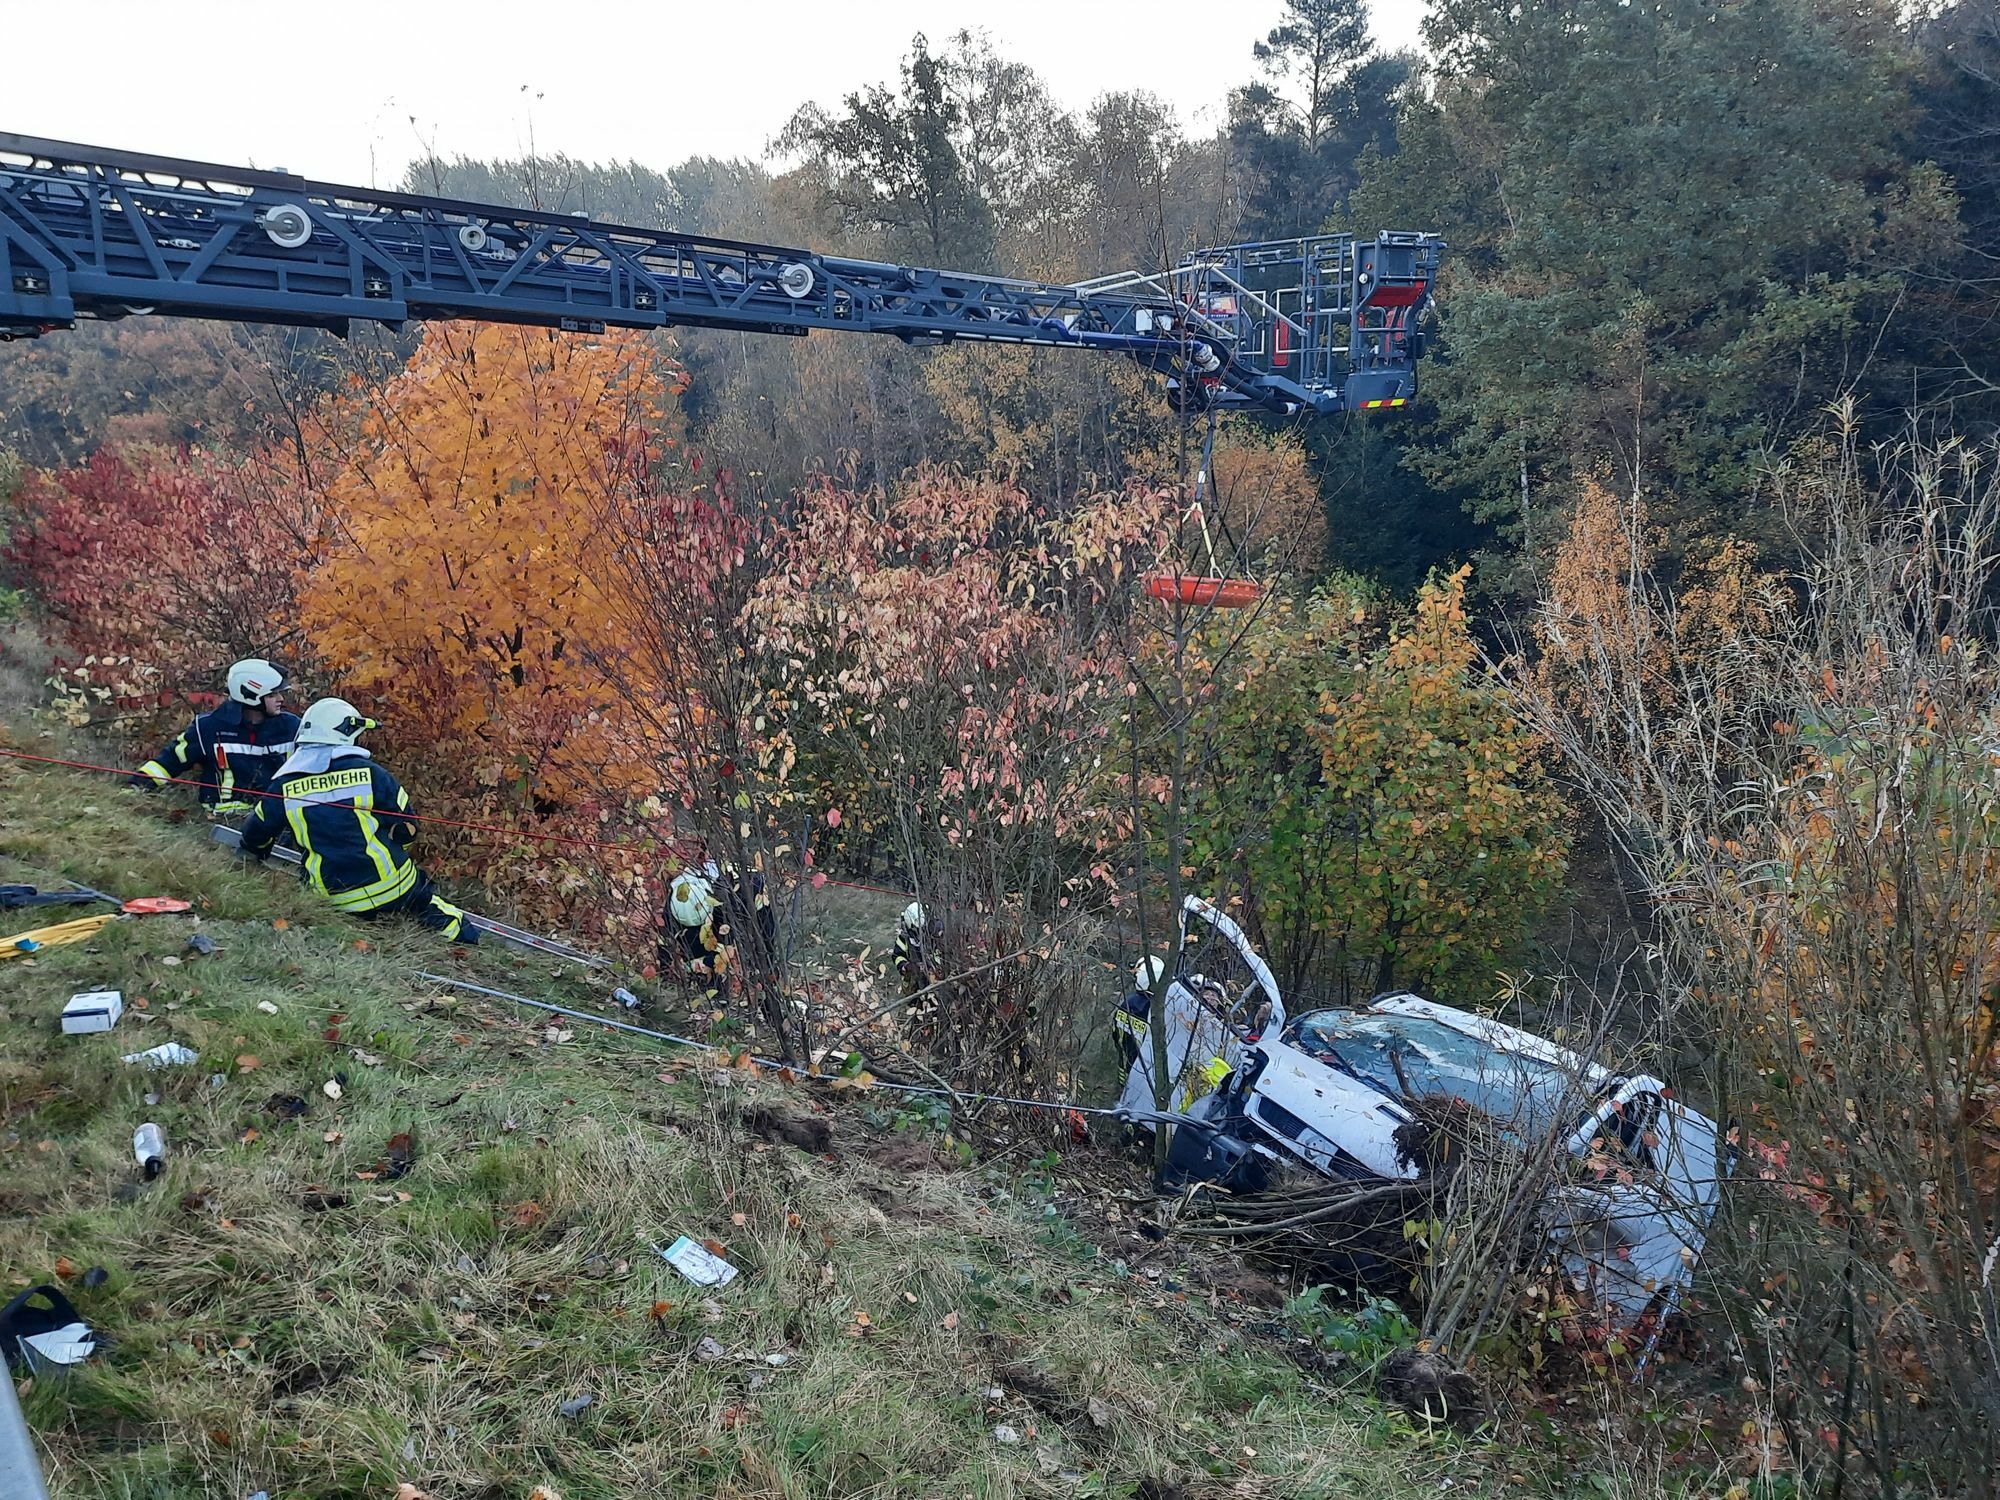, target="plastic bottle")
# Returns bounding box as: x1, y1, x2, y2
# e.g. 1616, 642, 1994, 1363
133, 1123, 166, 1179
